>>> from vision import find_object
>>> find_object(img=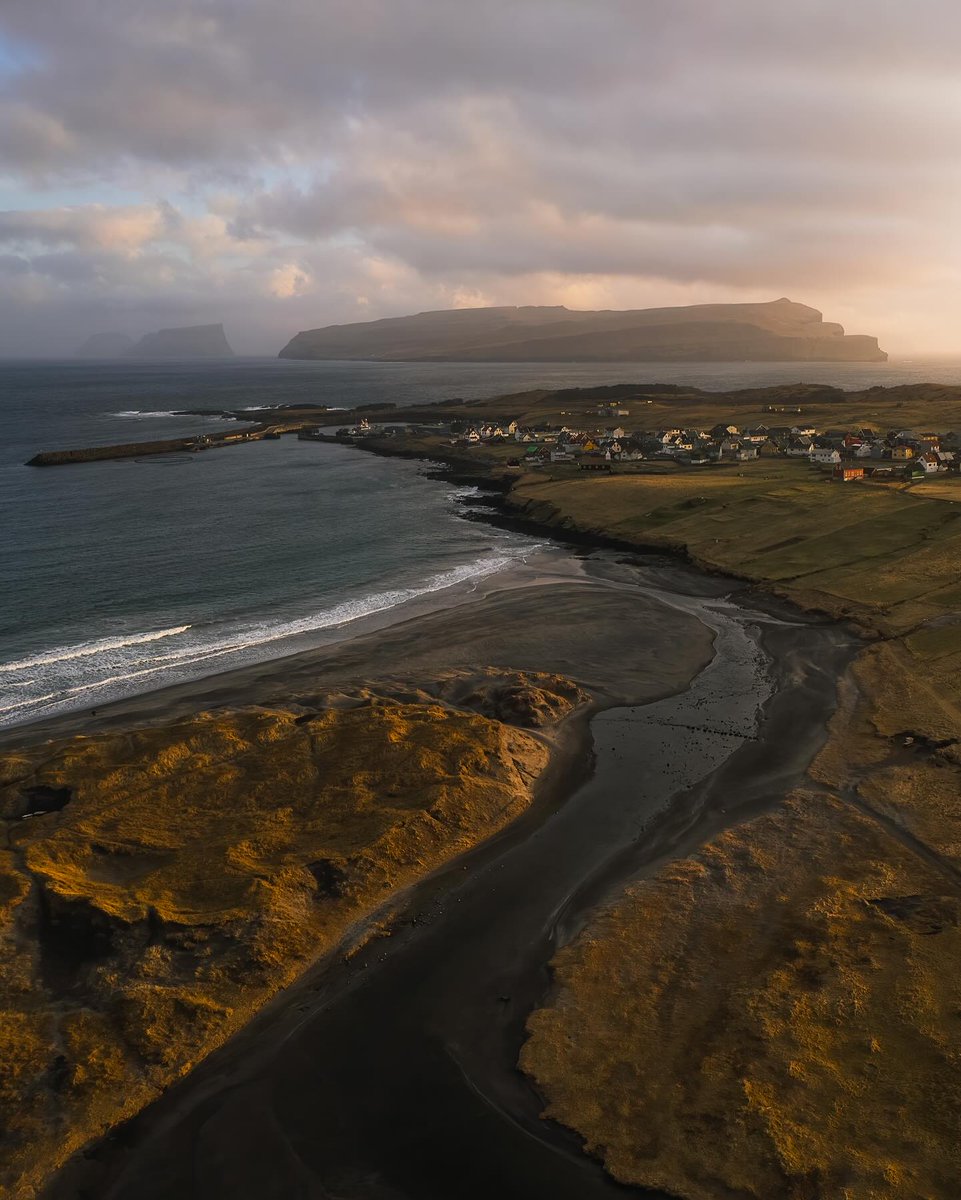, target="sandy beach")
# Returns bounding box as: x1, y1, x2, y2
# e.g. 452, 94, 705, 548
9, 544, 854, 1200
2, 547, 723, 1197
